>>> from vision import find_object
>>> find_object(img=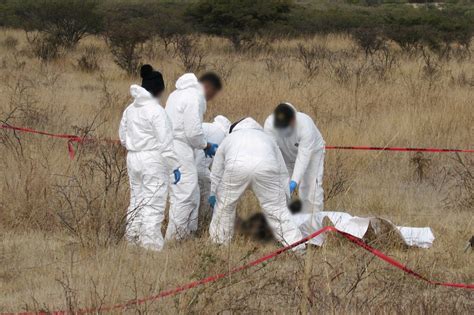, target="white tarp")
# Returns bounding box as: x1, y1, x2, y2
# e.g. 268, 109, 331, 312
293, 211, 435, 248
